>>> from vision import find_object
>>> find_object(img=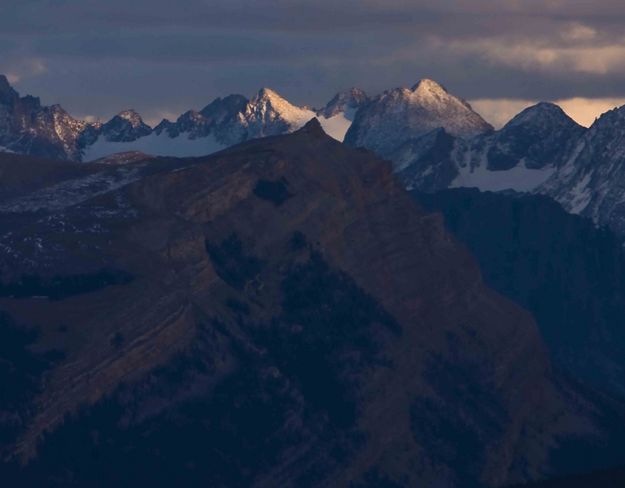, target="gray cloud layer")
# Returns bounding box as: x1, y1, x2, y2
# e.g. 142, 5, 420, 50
3, 0, 625, 123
